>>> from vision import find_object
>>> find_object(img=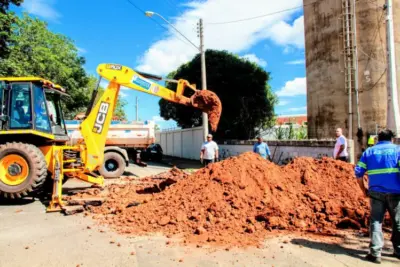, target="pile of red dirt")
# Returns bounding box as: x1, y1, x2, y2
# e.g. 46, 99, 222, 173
80, 152, 370, 247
